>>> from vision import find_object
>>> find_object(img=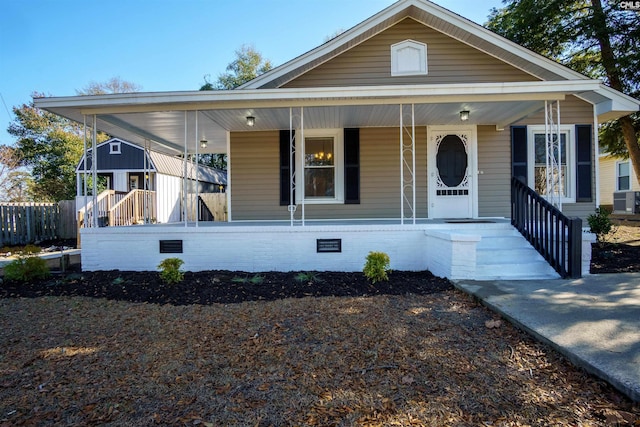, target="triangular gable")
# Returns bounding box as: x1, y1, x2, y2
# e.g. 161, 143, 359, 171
77, 138, 227, 185
240, 0, 587, 90
76, 138, 153, 172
